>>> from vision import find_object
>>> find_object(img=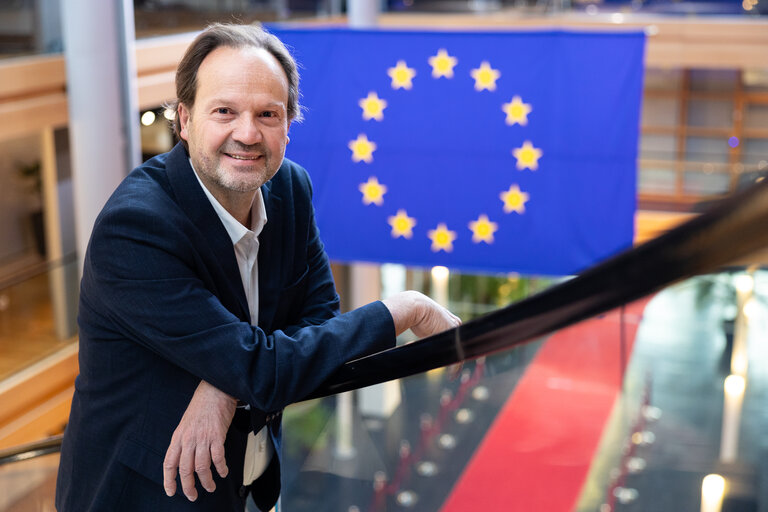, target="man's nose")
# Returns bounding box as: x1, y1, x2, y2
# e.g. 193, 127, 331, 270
232, 116, 262, 145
